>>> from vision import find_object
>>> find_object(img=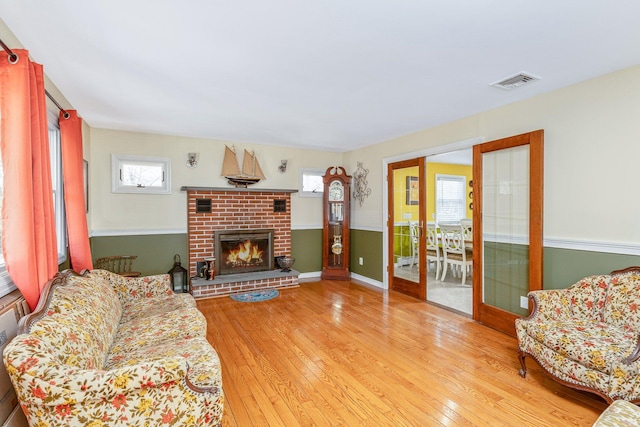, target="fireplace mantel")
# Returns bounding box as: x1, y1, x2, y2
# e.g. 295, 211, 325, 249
181, 186, 298, 193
